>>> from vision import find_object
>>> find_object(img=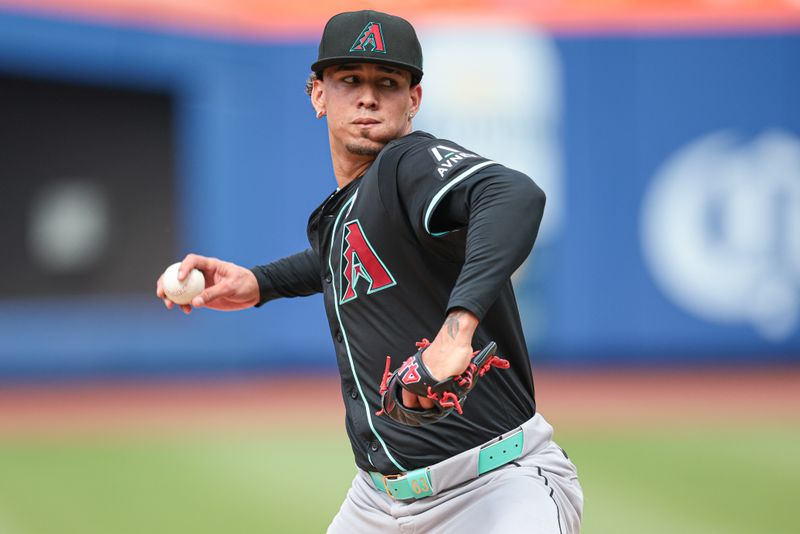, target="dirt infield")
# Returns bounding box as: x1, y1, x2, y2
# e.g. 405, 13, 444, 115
0, 367, 797, 437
